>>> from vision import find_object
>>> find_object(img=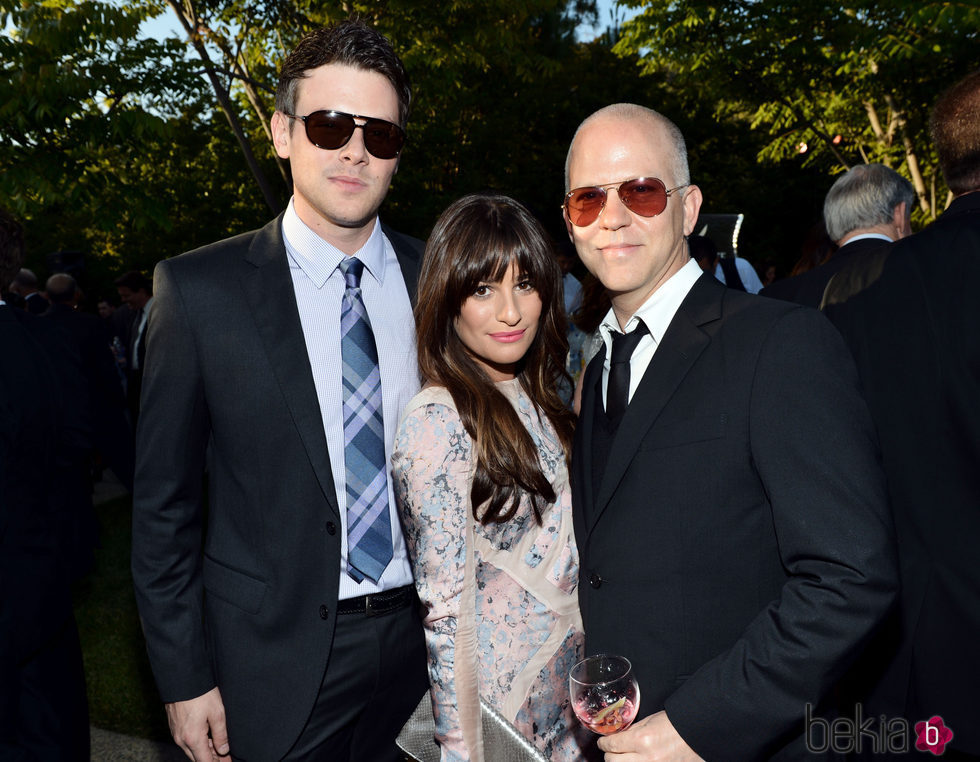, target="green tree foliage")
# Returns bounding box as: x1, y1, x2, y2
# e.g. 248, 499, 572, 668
0, 0, 274, 292
3, 0, 657, 293
615, 0, 980, 223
